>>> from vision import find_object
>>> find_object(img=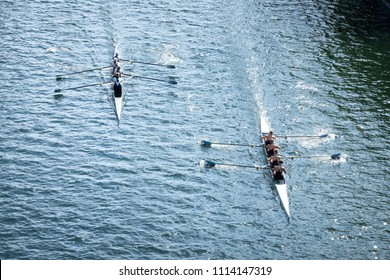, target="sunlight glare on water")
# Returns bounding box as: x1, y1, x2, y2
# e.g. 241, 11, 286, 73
0, 0, 389, 260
